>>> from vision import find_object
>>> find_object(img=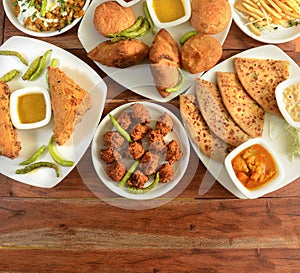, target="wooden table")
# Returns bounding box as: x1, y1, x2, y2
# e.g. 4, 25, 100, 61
1, 1, 300, 272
